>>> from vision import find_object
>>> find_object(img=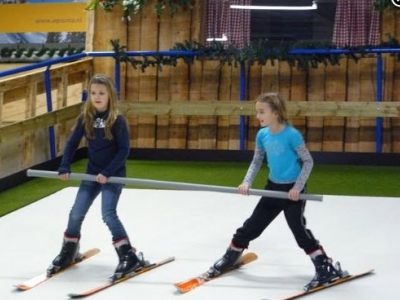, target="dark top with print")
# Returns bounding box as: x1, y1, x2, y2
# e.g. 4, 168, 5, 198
59, 111, 130, 178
